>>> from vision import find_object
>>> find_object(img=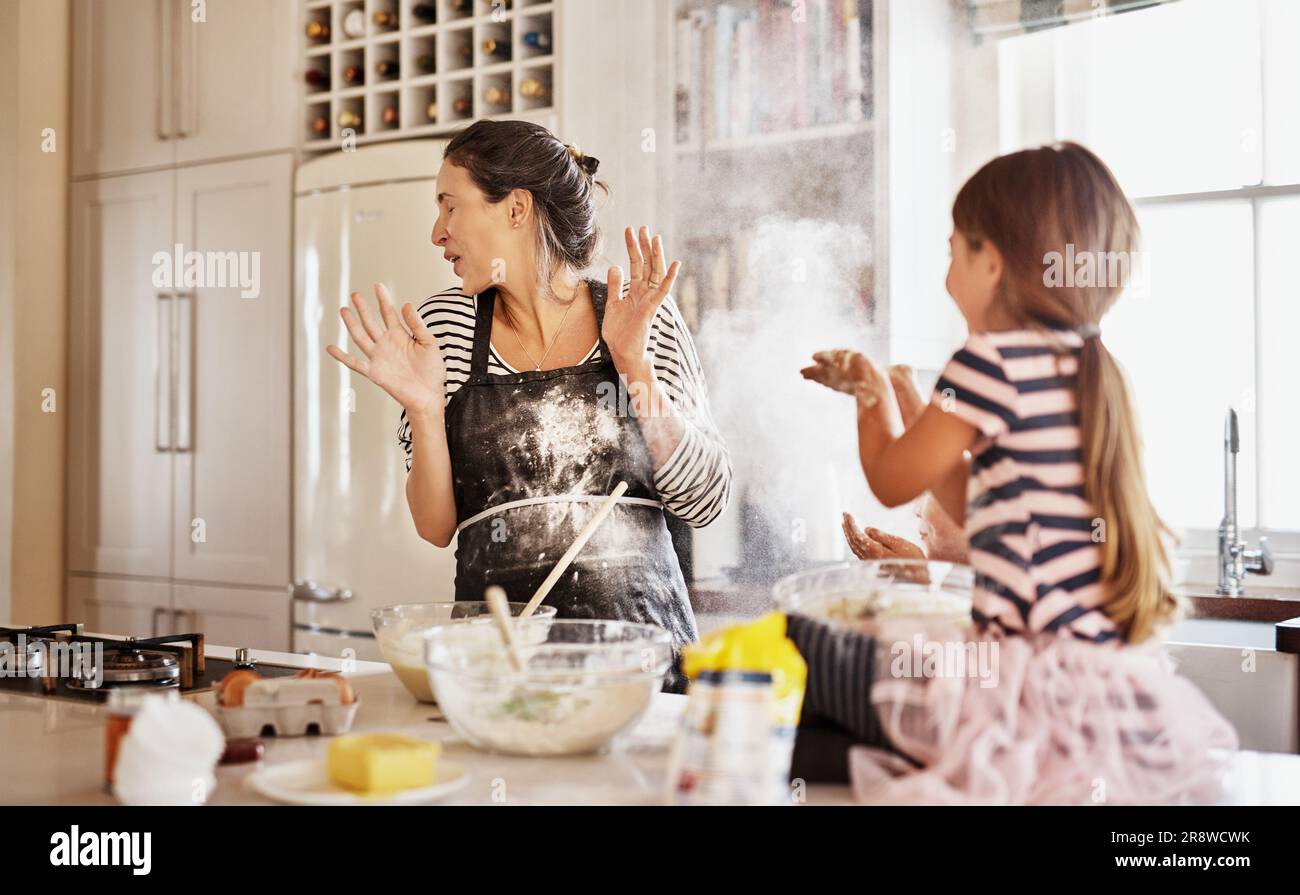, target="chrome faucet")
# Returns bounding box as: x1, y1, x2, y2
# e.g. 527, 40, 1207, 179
1217, 408, 1273, 595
